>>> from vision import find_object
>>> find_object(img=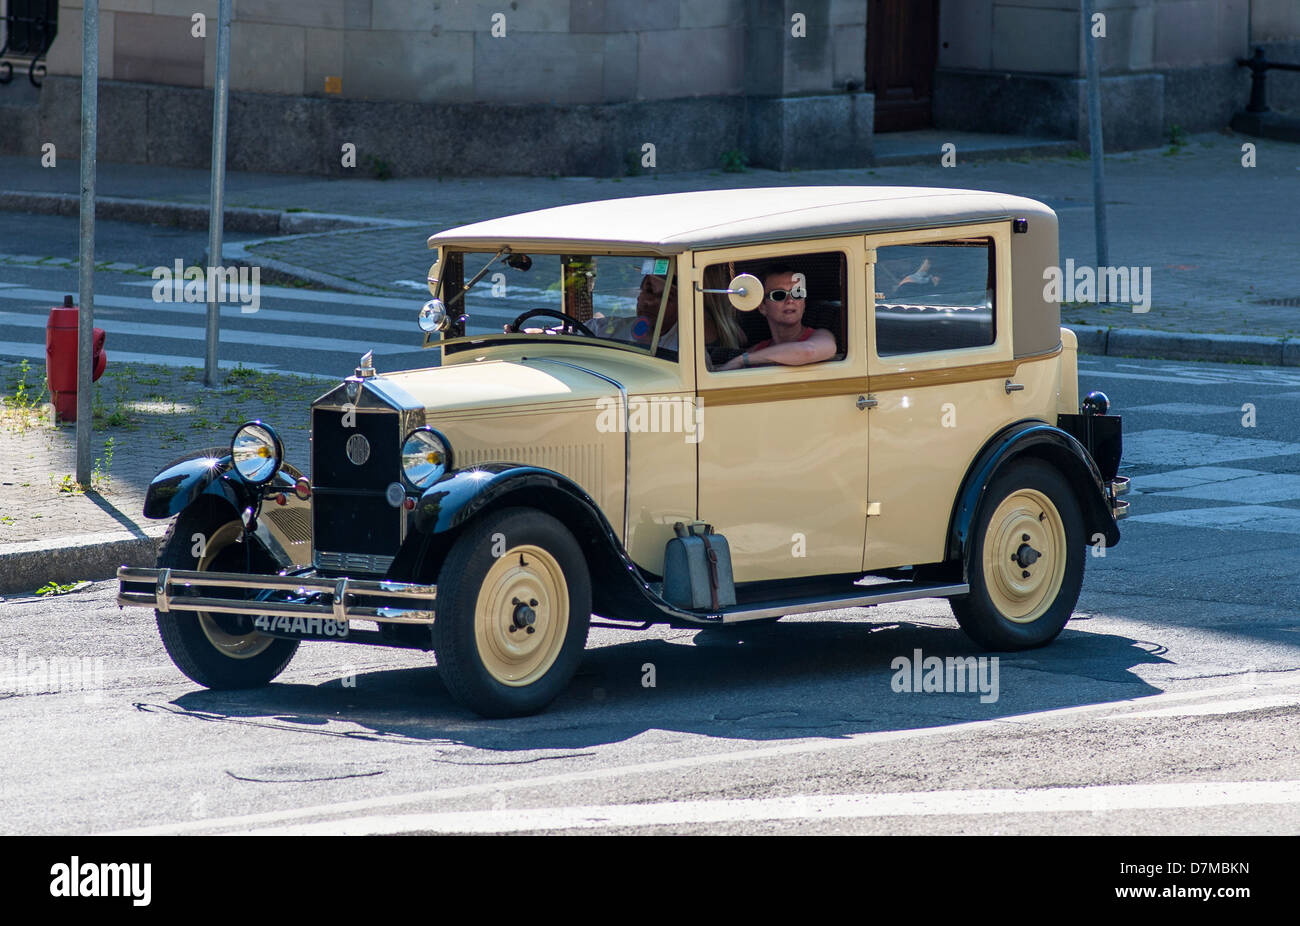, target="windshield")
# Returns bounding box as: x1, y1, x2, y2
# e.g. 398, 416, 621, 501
438, 250, 679, 356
